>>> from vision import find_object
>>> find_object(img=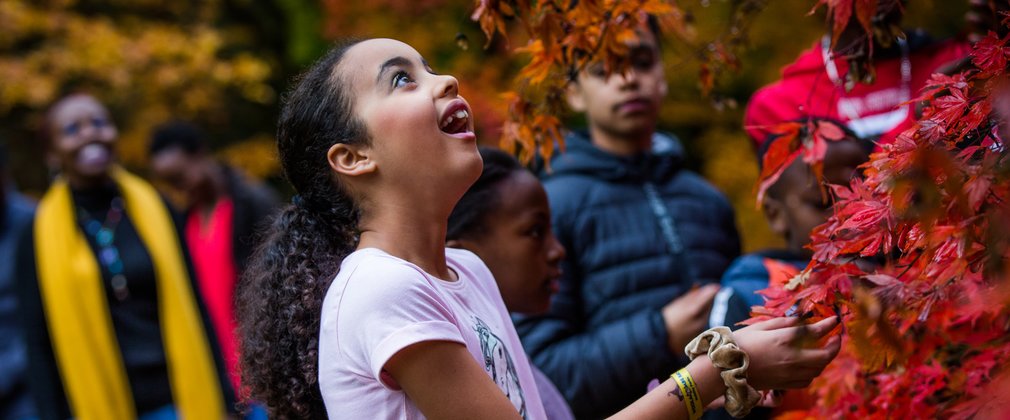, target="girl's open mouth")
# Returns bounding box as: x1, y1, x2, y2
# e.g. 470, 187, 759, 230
440, 102, 472, 135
